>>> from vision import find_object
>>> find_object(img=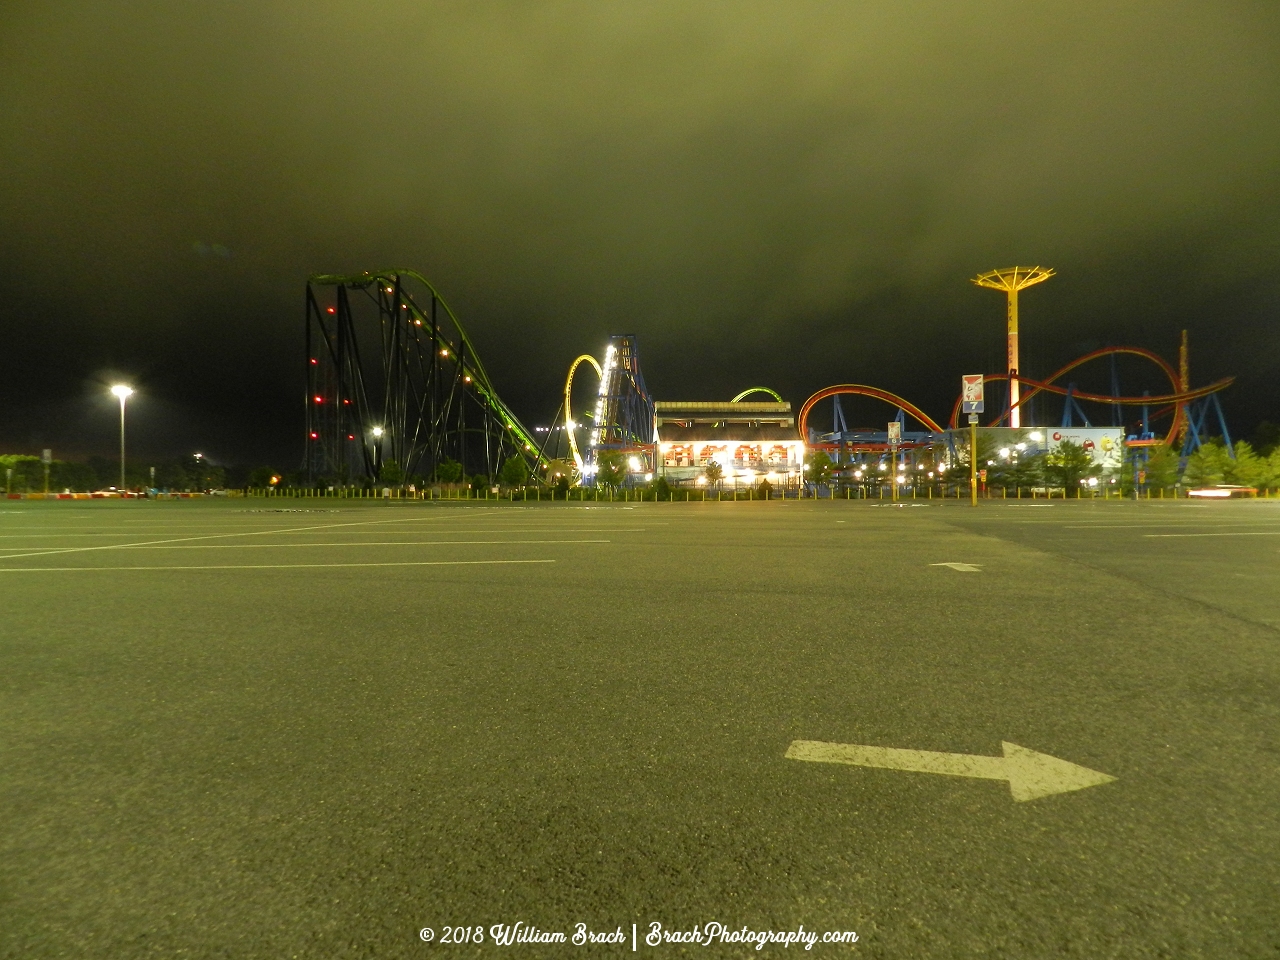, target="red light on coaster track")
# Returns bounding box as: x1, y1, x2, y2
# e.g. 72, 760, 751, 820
309, 432, 318, 439
327, 307, 336, 314
314, 396, 323, 403
310, 358, 318, 365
